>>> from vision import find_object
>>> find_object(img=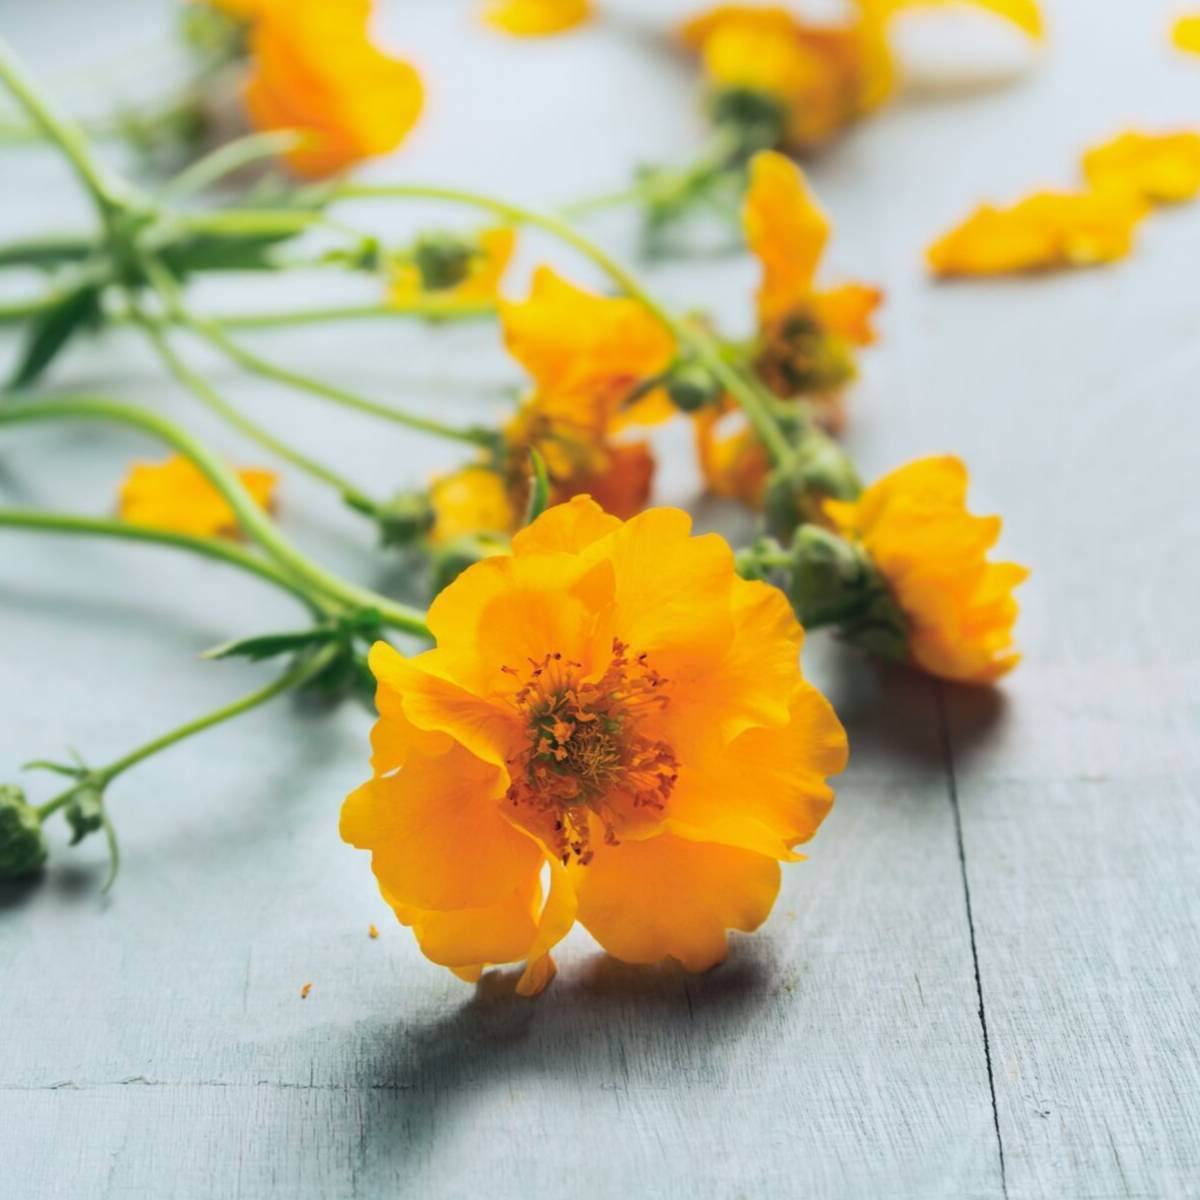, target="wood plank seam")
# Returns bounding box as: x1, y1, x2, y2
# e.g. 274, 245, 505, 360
936, 680, 1010, 1200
